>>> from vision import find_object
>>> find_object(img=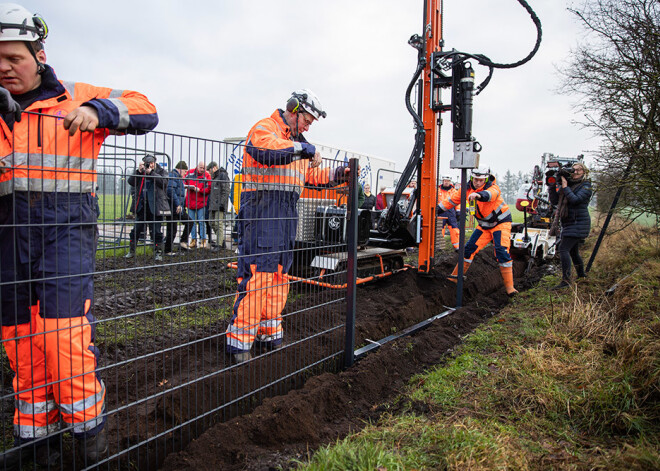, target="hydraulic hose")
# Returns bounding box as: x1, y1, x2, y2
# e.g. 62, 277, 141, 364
382, 42, 427, 231
438, 0, 542, 94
